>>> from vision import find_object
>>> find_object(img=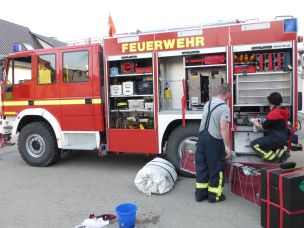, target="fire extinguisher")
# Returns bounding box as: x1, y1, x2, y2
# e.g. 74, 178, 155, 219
164, 83, 172, 109
164, 83, 172, 99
